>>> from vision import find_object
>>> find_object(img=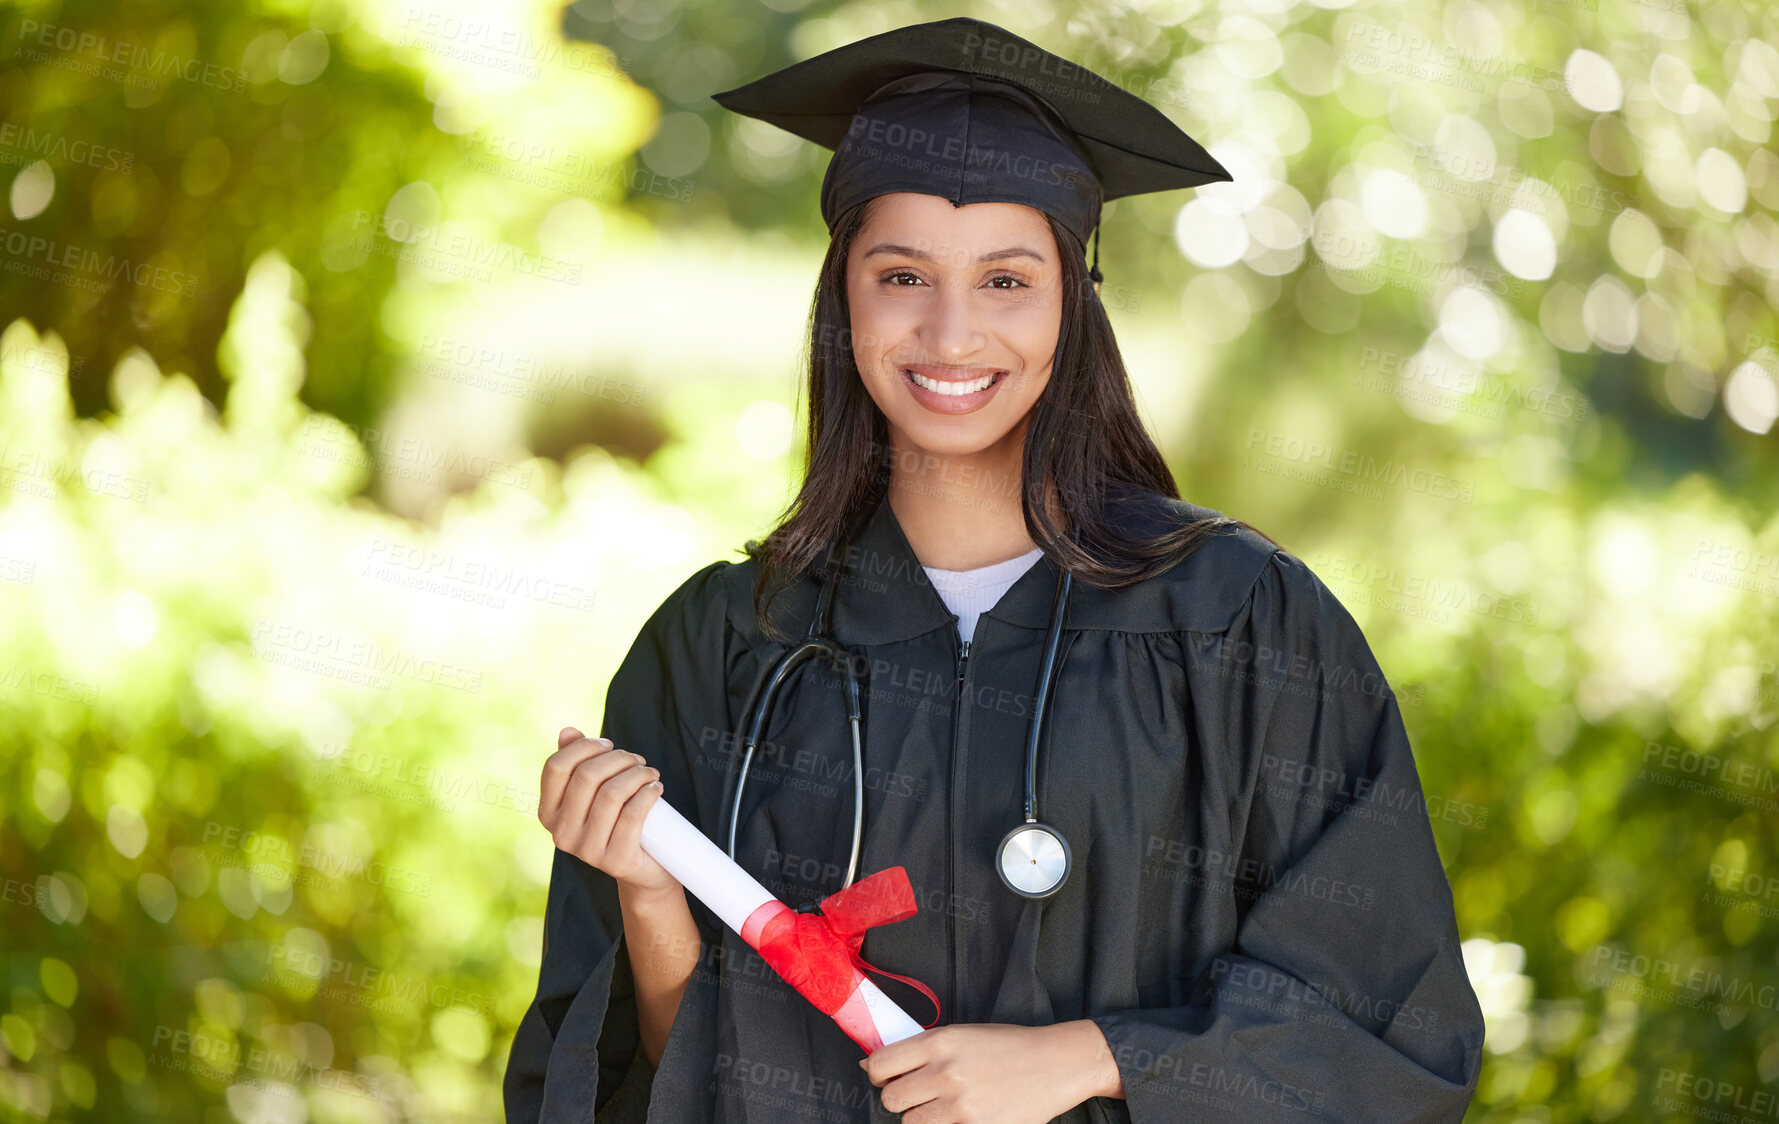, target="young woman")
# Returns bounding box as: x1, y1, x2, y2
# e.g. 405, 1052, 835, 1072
507, 18, 1484, 1124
